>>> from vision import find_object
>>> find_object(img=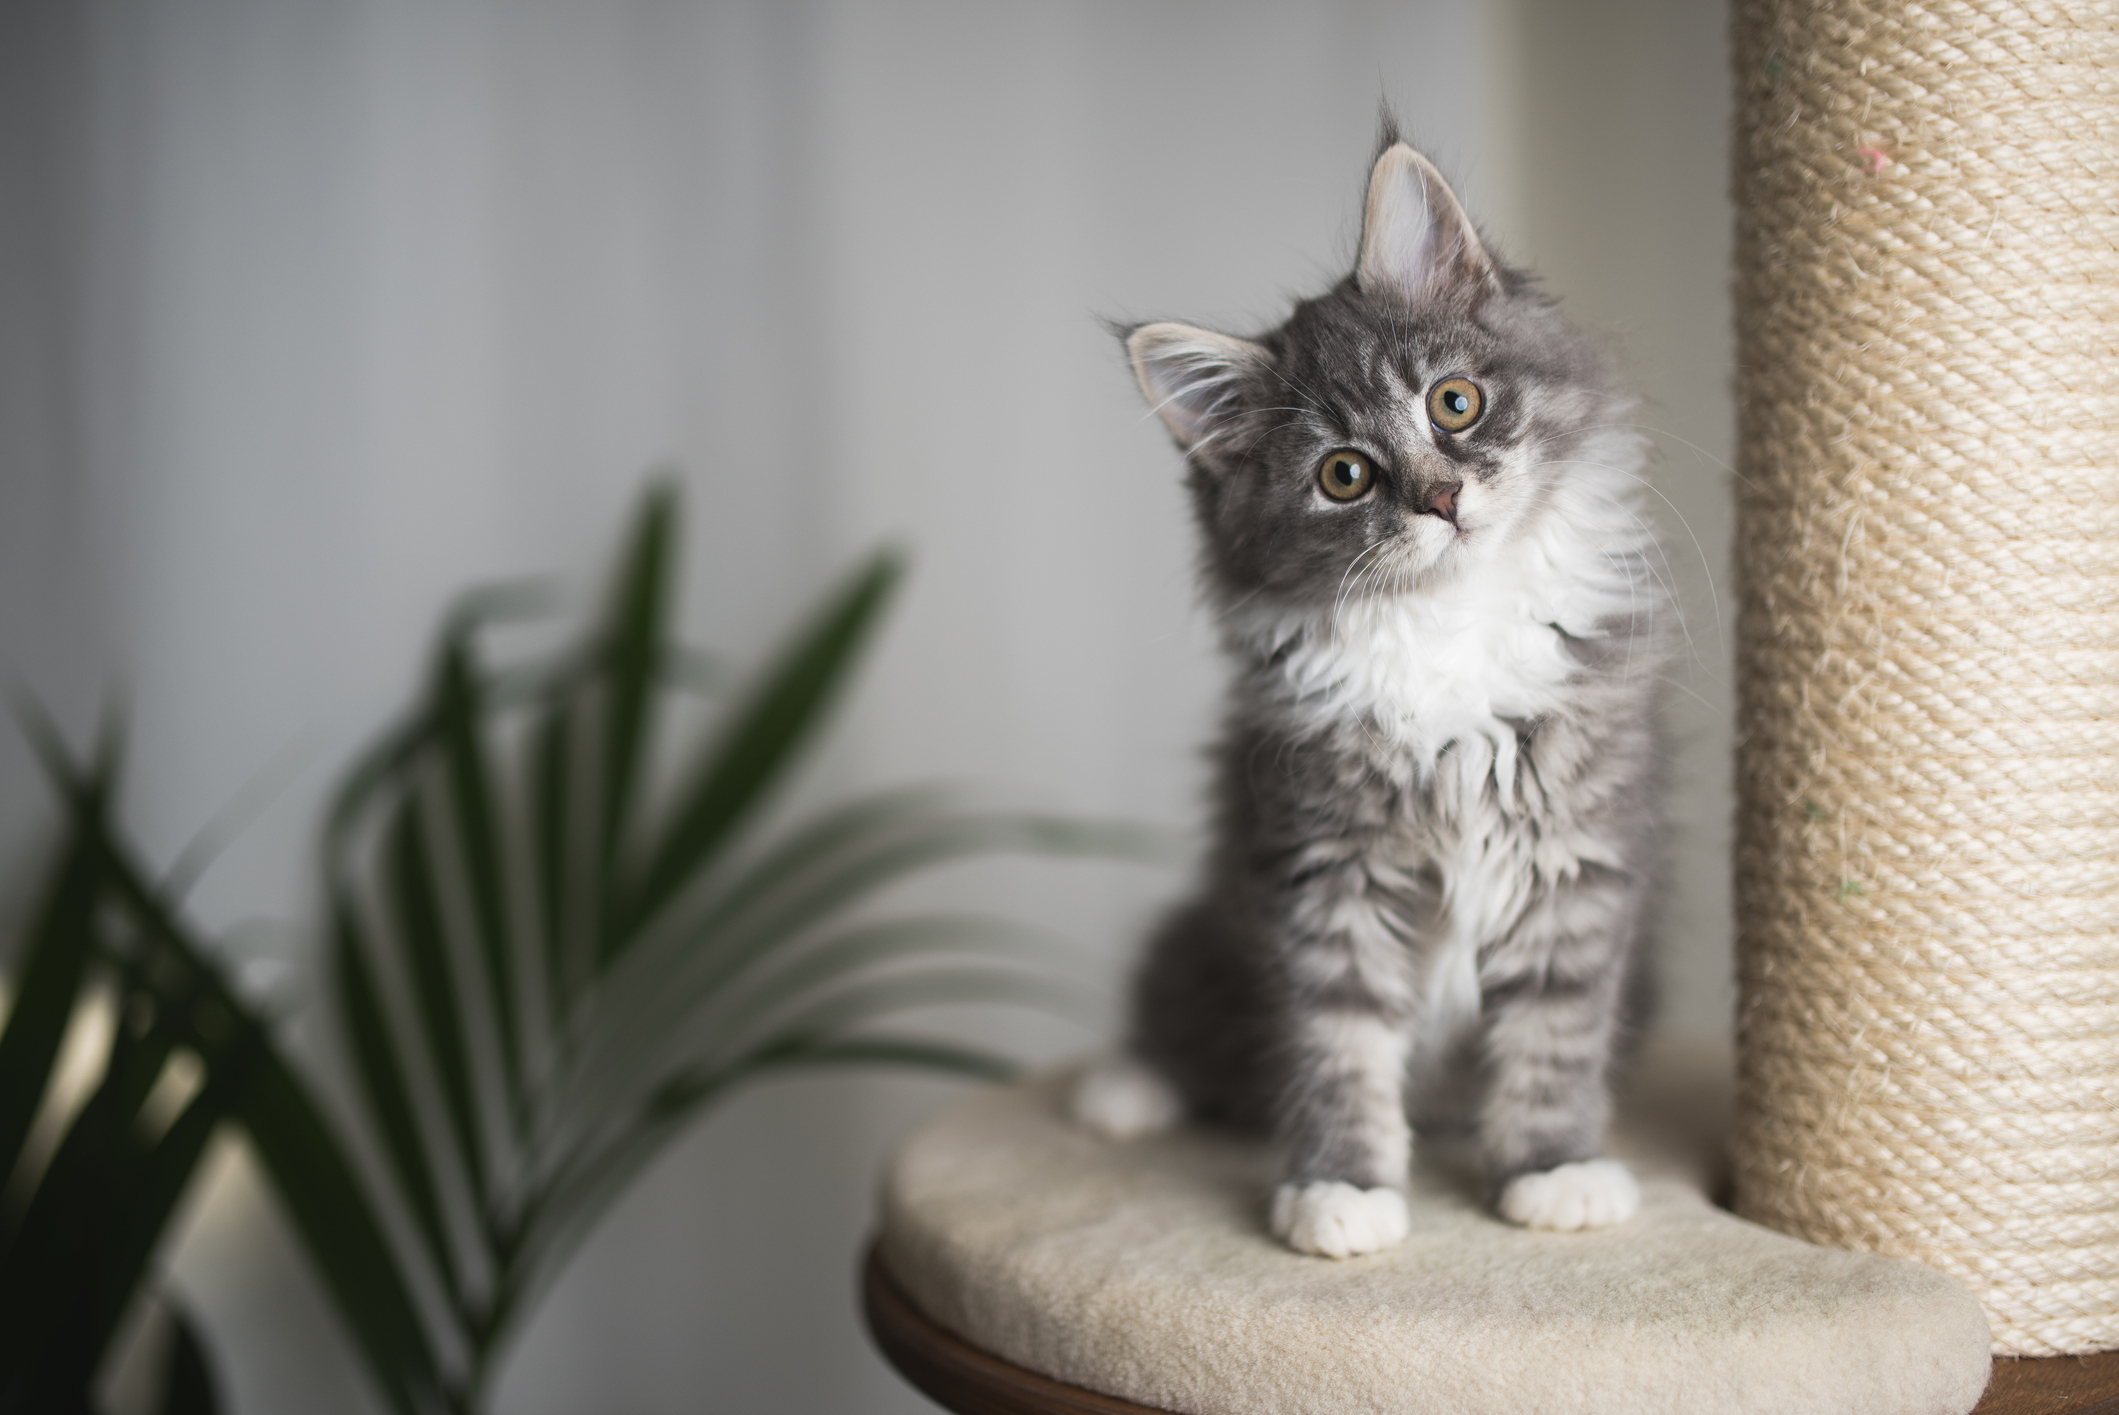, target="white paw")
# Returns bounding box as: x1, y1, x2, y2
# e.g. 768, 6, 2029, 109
1071, 1055, 1183, 1139
1497, 1158, 1640, 1231
1270, 1181, 1410, 1259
